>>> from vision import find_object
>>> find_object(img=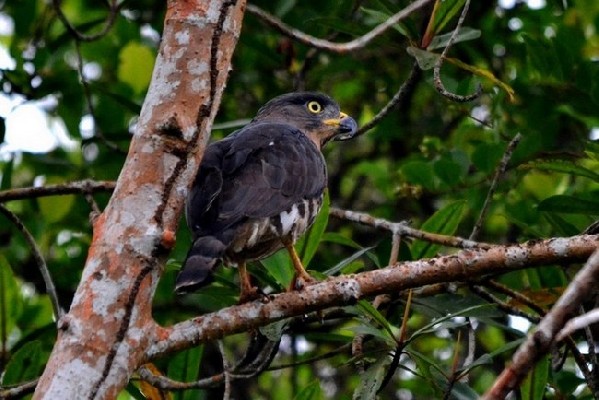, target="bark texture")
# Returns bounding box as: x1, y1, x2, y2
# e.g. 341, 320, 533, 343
33, 1, 246, 398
